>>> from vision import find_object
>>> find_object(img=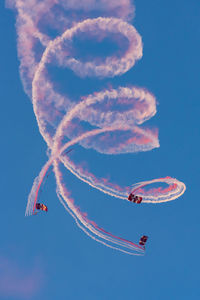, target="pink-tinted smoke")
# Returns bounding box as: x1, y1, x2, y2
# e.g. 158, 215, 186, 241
0, 256, 43, 299
8, 0, 186, 255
